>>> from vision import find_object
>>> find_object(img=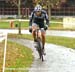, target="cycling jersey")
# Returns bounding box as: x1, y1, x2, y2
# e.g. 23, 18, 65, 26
29, 10, 49, 28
